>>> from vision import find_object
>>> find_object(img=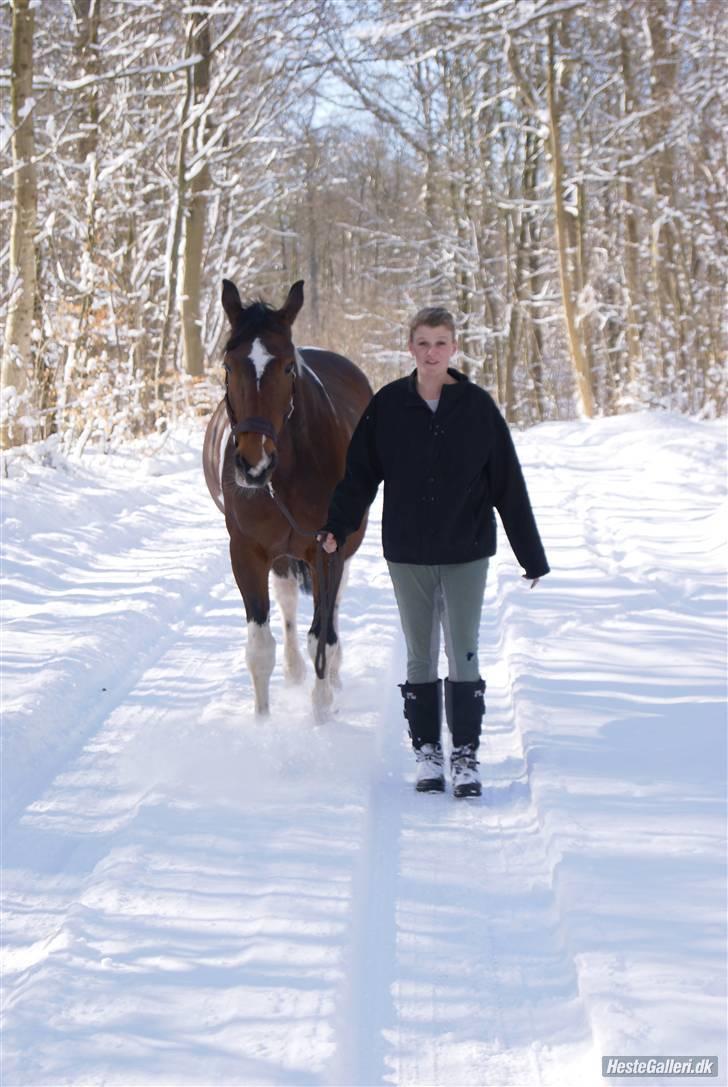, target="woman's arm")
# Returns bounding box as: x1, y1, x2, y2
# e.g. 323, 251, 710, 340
487, 404, 550, 580
319, 400, 384, 551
